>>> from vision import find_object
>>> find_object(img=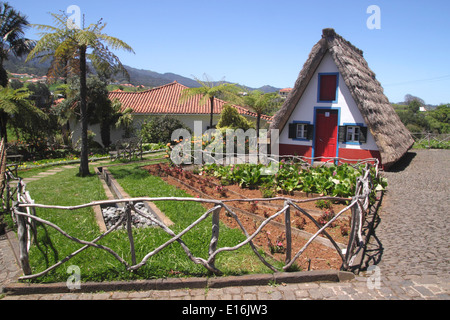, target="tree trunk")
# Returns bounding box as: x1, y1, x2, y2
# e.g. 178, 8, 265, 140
78, 45, 90, 176
209, 97, 214, 129
0, 60, 9, 141
100, 120, 111, 148
256, 113, 261, 138
0, 111, 8, 143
